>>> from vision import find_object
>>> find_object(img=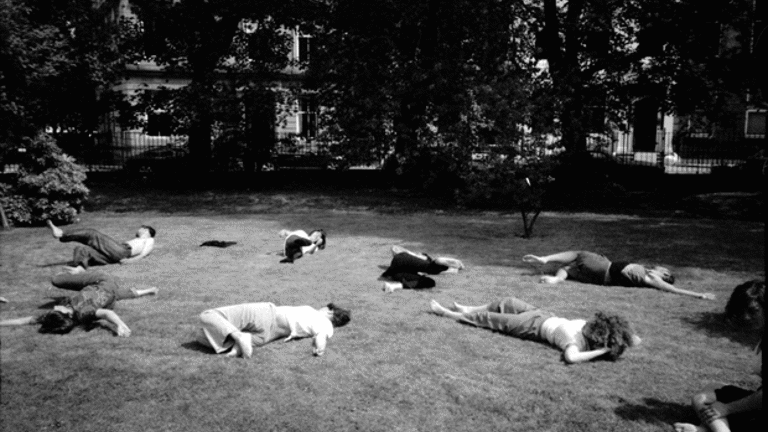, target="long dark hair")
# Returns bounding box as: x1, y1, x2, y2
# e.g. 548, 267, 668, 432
38, 311, 77, 334
327, 303, 351, 328
725, 280, 764, 329
582, 312, 634, 361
